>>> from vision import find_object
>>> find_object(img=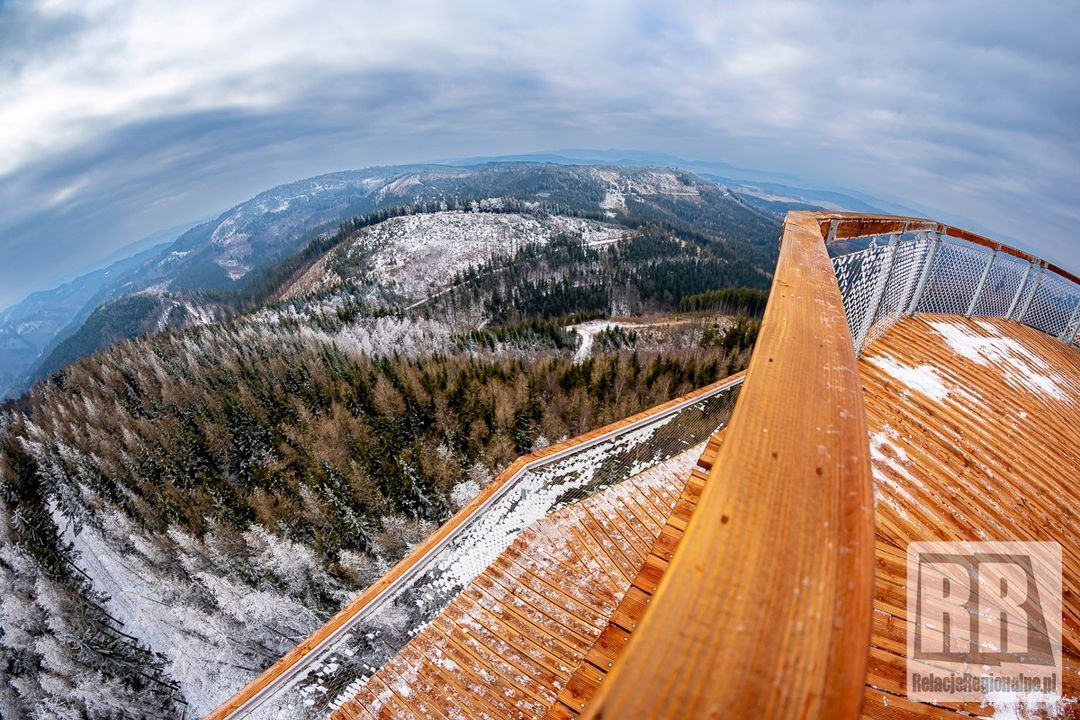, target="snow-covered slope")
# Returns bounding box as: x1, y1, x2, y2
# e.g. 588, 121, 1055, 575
283, 210, 626, 303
